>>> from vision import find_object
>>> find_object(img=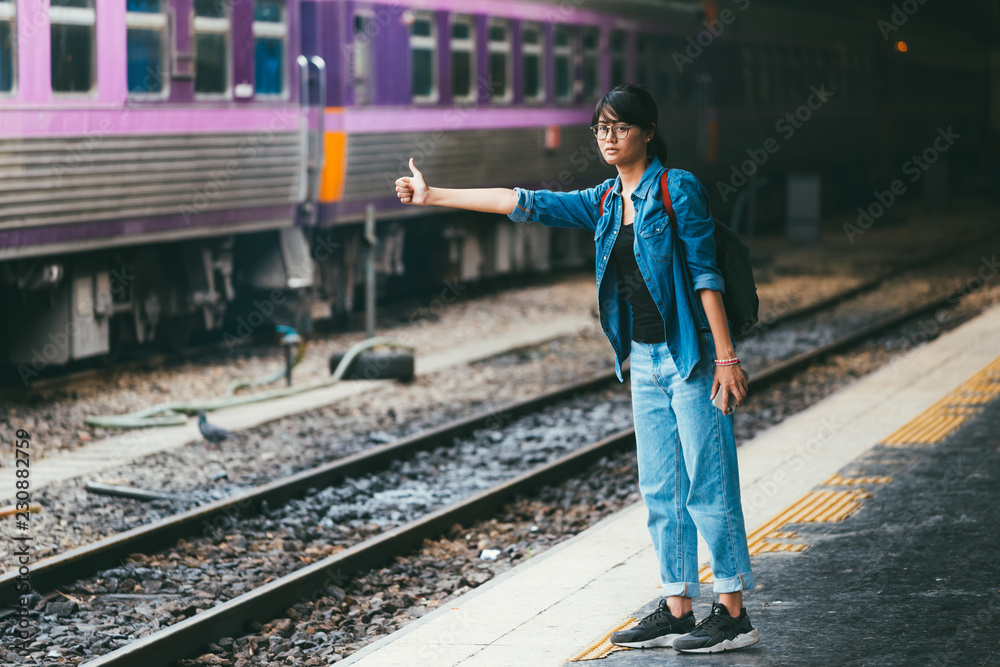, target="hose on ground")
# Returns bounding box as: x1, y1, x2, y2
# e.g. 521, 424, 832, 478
83, 337, 414, 430
225, 337, 308, 396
